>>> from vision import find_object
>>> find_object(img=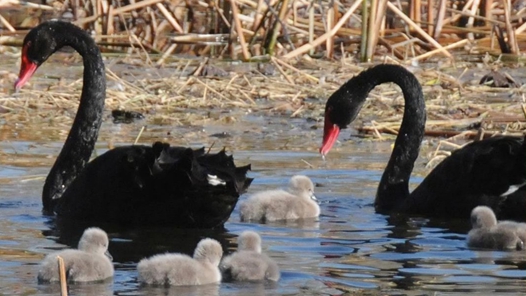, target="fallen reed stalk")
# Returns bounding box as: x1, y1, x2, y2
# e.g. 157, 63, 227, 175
57, 256, 68, 296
